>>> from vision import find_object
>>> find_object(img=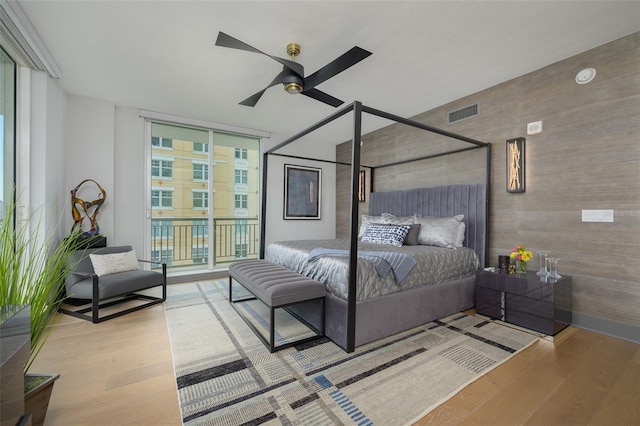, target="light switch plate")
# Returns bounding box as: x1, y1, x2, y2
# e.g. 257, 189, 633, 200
582, 209, 614, 222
